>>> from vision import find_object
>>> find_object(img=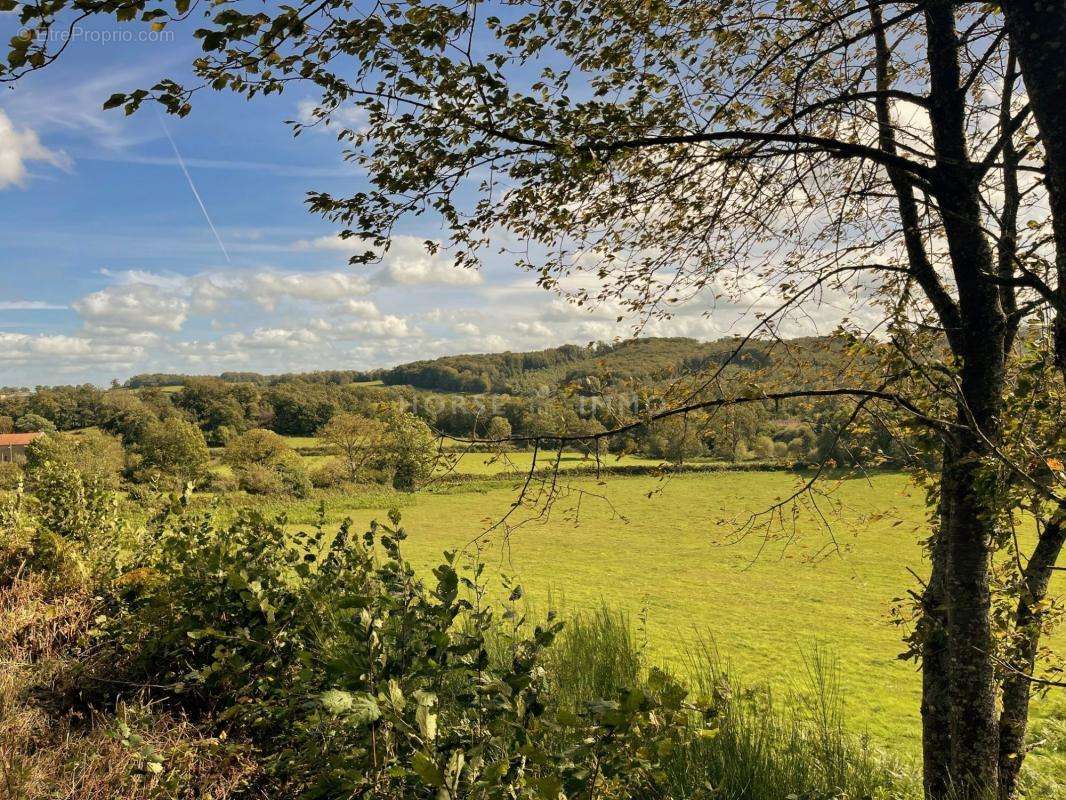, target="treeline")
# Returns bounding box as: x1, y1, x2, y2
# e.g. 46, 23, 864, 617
123, 337, 845, 397
126, 369, 375, 388
0, 376, 913, 470
377, 338, 786, 394
0, 379, 395, 441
